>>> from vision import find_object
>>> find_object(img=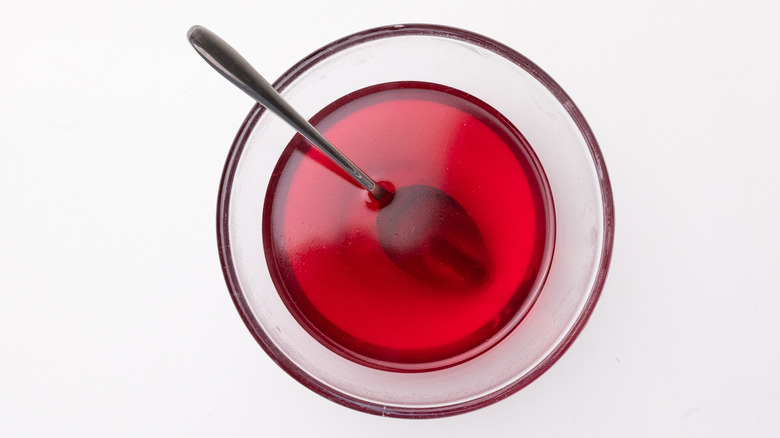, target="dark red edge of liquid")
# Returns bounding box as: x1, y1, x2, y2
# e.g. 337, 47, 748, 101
261, 81, 555, 373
